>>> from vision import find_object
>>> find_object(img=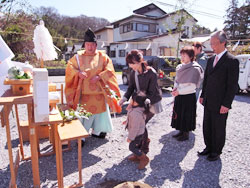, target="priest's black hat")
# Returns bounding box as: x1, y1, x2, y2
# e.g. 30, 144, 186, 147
84, 28, 97, 43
